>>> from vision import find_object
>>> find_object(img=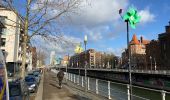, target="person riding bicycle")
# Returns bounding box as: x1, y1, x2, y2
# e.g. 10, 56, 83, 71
57, 70, 64, 88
